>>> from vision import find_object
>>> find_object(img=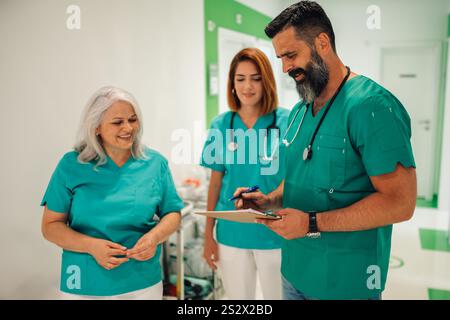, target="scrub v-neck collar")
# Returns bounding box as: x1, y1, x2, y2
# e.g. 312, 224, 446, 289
235, 111, 272, 130
105, 153, 134, 171
310, 74, 362, 118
